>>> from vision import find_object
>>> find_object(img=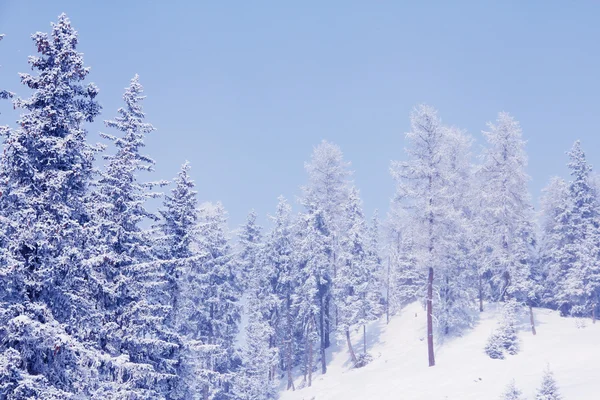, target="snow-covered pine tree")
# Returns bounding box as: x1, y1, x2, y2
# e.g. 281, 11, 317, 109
155, 162, 224, 399
336, 187, 382, 367
87, 75, 188, 398
385, 205, 423, 316
436, 126, 478, 336
535, 367, 562, 400
485, 299, 520, 359
0, 14, 103, 397
501, 380, 525, 400
234, 232, 278, 400
237, 210, 263, 292
556, 141, 600, 319
391, 105, 466, 366
234, 298, 277, 400
294, 207, 328, 387
477, 113, 536, 303
538, 177, 570, 311
196, 202, 242, 398
302, 140, 352, 363
262, 197, 297, 389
